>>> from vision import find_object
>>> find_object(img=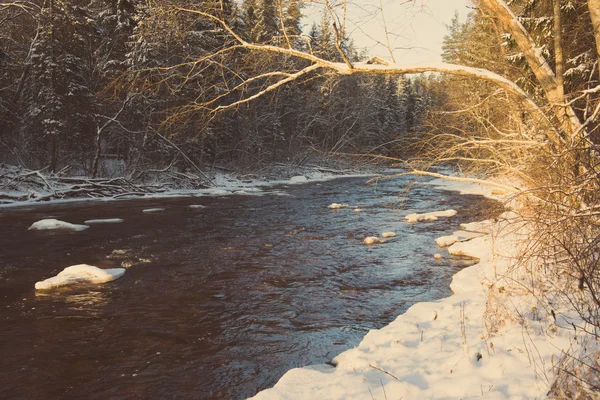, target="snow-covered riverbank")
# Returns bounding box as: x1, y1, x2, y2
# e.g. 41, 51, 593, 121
251, 179, 589, 400
0, 163, 376, 208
